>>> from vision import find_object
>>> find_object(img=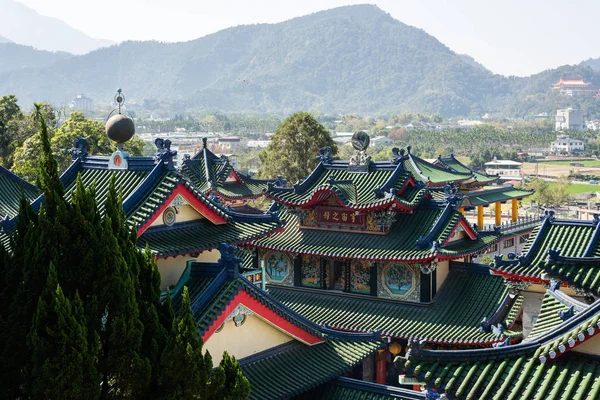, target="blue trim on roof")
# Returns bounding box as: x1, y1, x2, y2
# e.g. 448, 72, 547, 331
407, 292, 600, 363
334, 377, 426, 400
